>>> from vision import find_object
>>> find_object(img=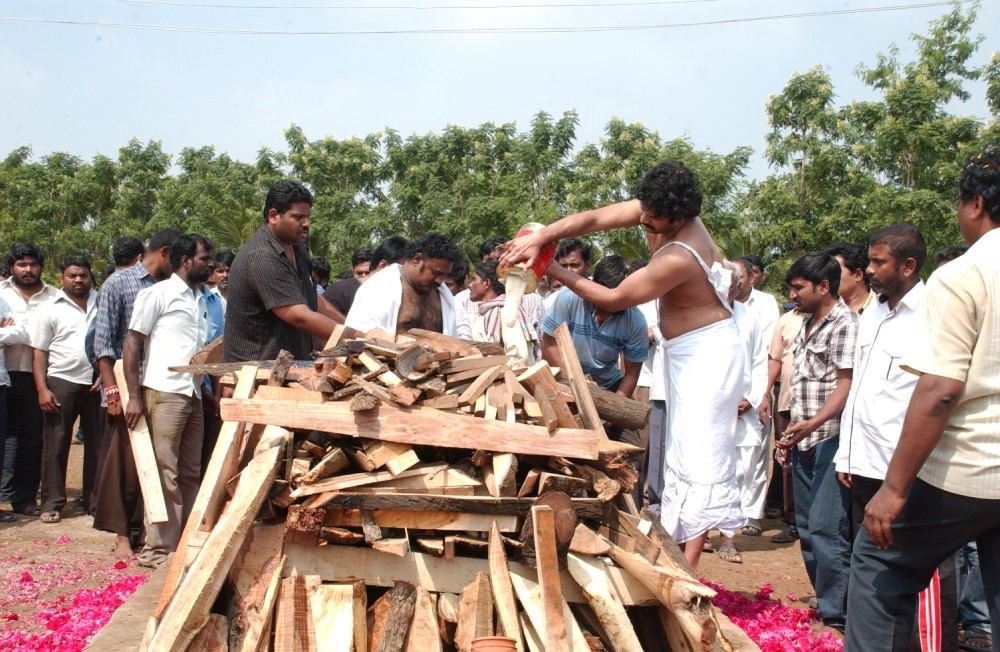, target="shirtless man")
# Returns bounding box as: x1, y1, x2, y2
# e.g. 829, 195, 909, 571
502, 161, 745, 567
346, 232, 464, 336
